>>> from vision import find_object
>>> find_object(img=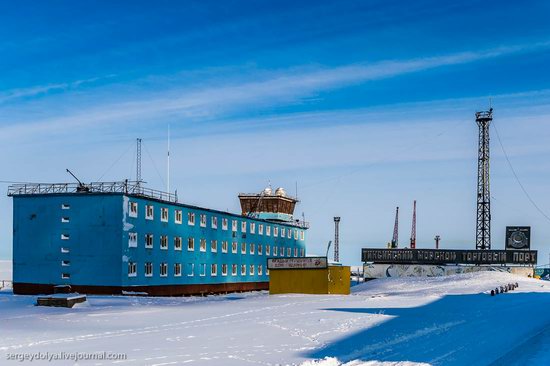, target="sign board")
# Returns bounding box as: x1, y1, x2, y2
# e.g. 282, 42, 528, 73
267, 257, 328, 270
361, 248, 537, 265
506, 226, 531, 250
